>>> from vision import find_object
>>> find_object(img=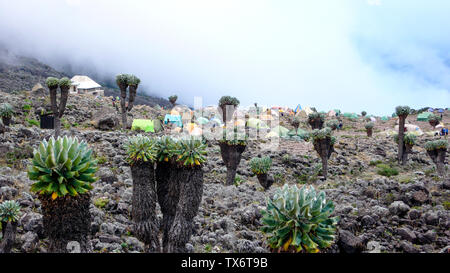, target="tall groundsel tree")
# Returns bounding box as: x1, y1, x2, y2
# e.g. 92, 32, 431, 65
46, 77, 72, 137
27, 136, 98, 253
125, 135, 160, 252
